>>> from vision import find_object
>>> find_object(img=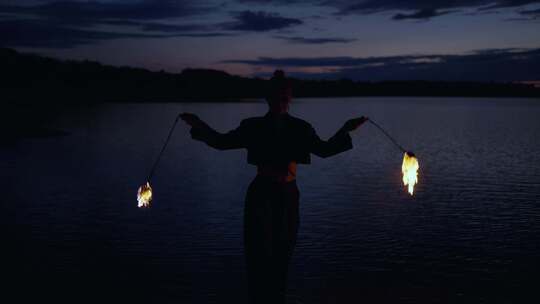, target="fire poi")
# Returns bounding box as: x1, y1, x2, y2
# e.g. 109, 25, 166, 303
137, 182, 153, 207
136, 114, 420, 207
136, 114, 182, 208
368, 119, 419, 196
402, 152, 419, 195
